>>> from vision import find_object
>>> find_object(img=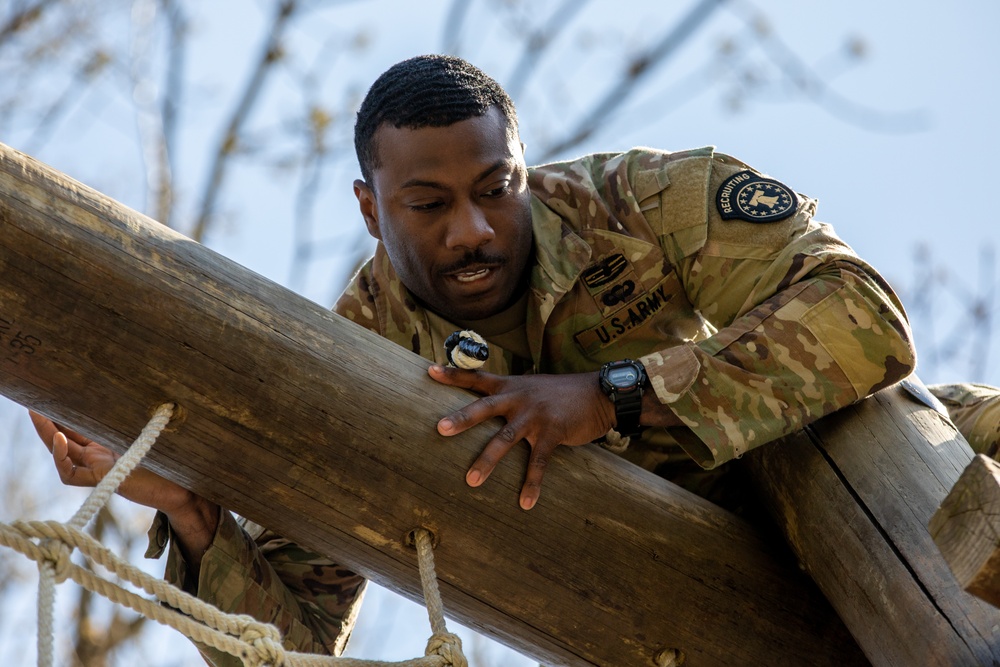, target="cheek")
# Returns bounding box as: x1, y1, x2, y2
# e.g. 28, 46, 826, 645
509, 203, 534, 257
385, 232, 437, 281
379, 214, 426, 266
